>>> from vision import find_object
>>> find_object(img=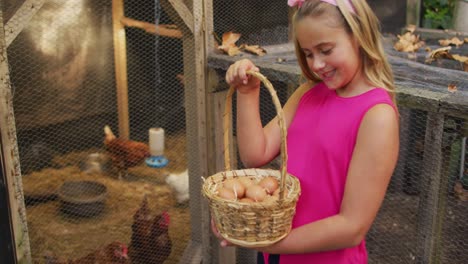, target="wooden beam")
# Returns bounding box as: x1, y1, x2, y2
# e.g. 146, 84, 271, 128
112, 0, 130, 139
0, 8, 31, 264
207, 84, 237, 264
406, 0, 421, 27
4, 0, 44, 47
120, 17, 182, 38
167, 0, 194, 34
415, 112, 445, 263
